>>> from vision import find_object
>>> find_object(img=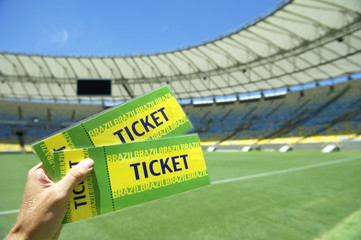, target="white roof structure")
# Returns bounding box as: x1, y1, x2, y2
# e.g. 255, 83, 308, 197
0, 0, 360, 101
